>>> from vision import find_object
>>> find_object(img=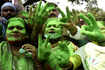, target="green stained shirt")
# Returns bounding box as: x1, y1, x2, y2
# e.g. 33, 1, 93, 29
0, 41, 36, 70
